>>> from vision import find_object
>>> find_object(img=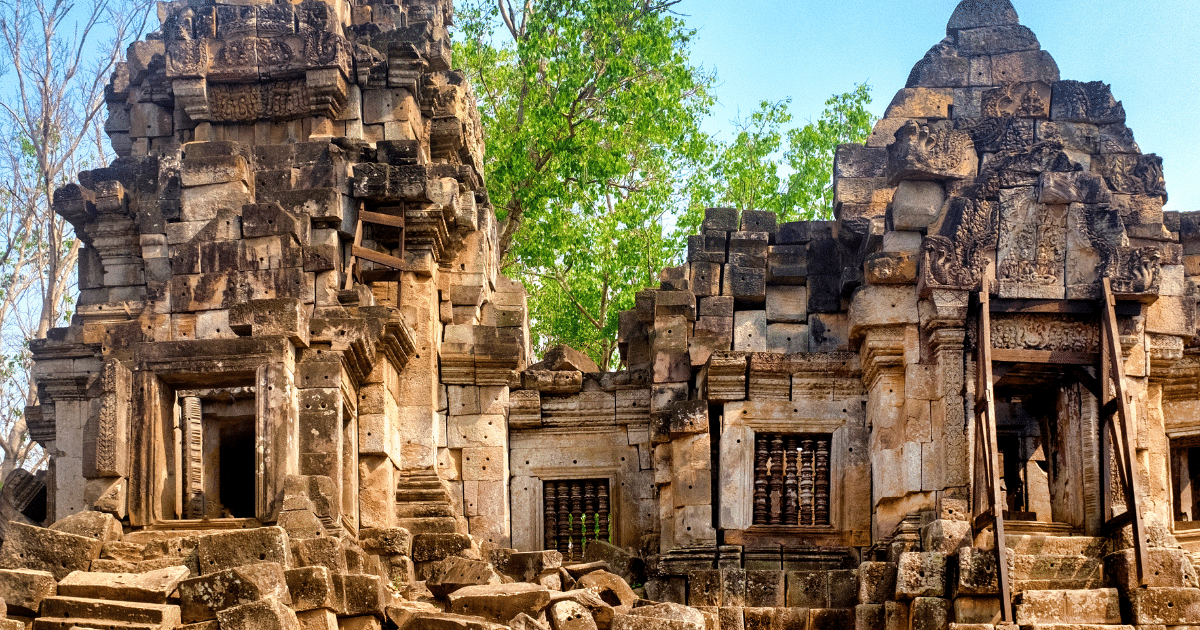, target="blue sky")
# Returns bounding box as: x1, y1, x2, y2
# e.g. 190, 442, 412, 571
680, 0, 1200, 211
